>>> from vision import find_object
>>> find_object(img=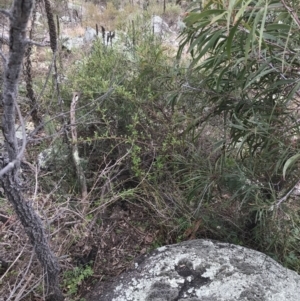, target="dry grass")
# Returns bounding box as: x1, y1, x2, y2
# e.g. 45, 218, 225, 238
0, 164, 181, 300
62, 25, 85, 38
77, 1, 181, 31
